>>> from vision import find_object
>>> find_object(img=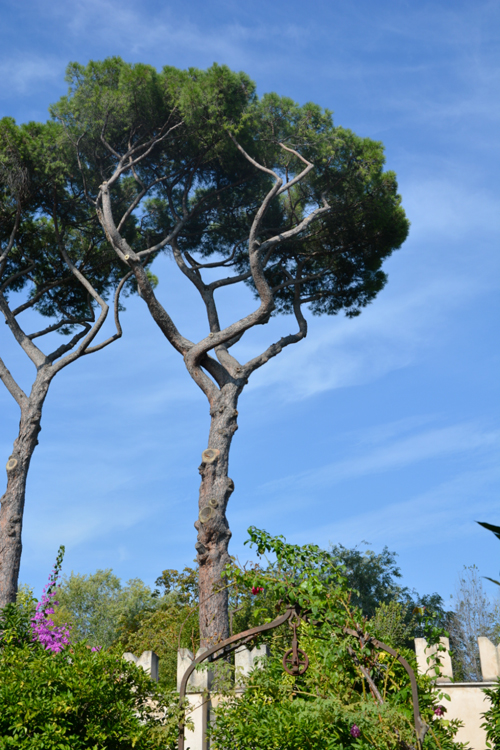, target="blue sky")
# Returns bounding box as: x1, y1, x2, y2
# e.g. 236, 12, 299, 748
1, 0, 499, 607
